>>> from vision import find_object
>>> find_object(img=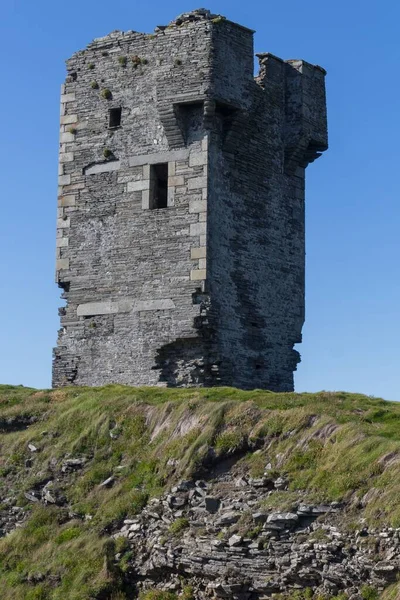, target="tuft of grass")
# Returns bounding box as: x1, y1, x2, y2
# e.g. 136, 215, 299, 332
168, 517, 189, 536
139, 592, 177, 600
211, 16, 226, 24
215, 430, 245, 454
67, 127, 77, 135
88, 63, 95, 70
55, 525, 82, 544
131, 55, 141, 67
101, 88, 112, 100
118, 56, 127, 67
103, 148, 113, 159
361, 586, 379, 600
90, 81, 99, 89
